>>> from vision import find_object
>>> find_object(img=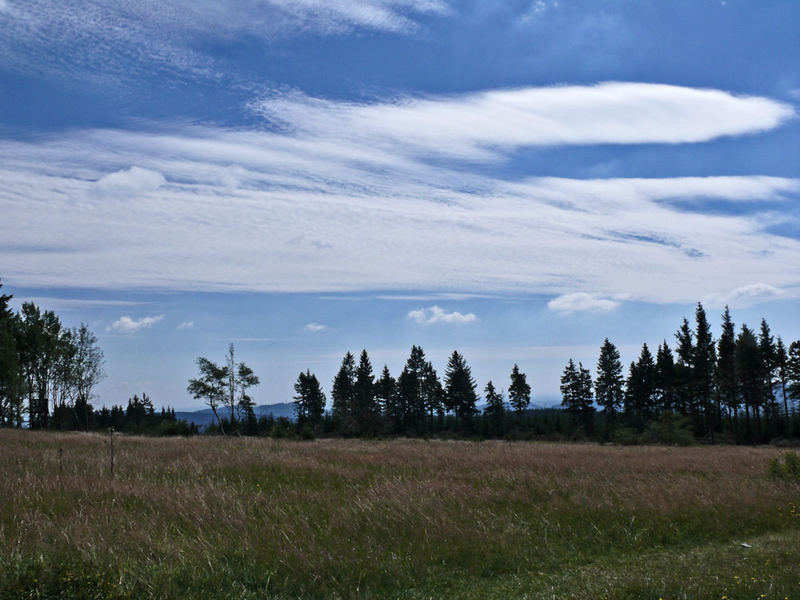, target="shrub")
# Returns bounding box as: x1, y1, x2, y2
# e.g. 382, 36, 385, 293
768, 451, 800, 480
